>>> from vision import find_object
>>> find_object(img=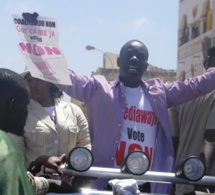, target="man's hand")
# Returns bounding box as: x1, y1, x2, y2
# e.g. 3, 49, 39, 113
22, 12, 39, 24
34, 154, 66, 176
